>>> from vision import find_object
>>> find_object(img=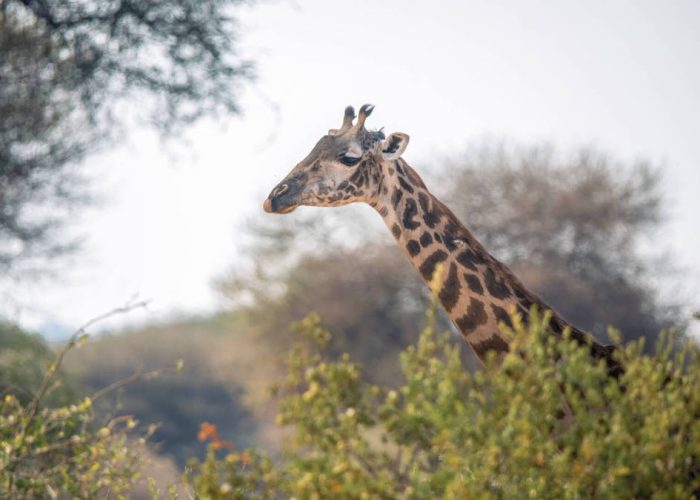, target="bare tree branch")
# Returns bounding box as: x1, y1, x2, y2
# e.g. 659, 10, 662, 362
24, 299, 149, 424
